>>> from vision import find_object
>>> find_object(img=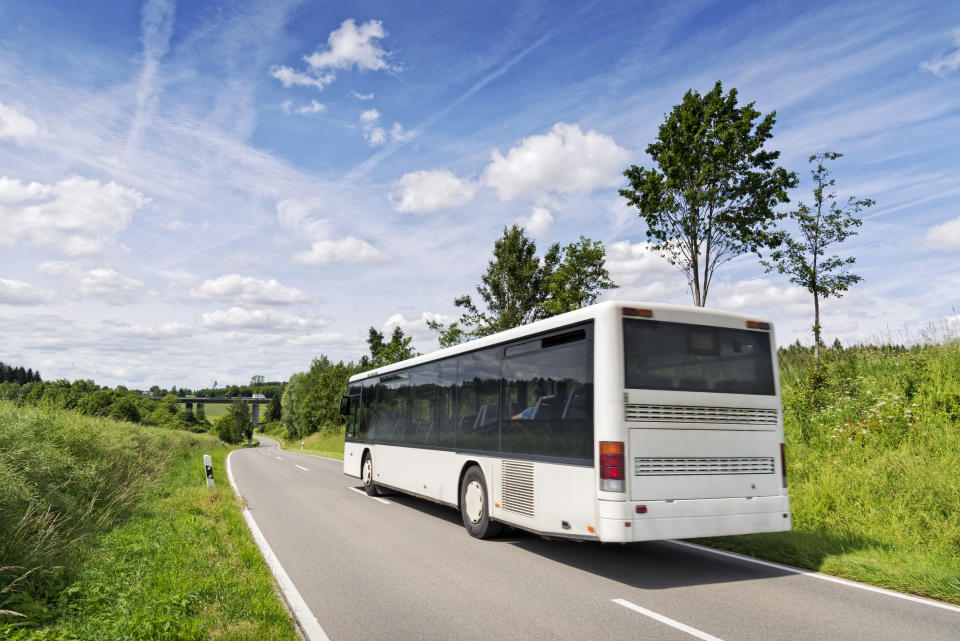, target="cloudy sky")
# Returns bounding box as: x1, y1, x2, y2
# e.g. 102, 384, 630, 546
1, 1, 958, 388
